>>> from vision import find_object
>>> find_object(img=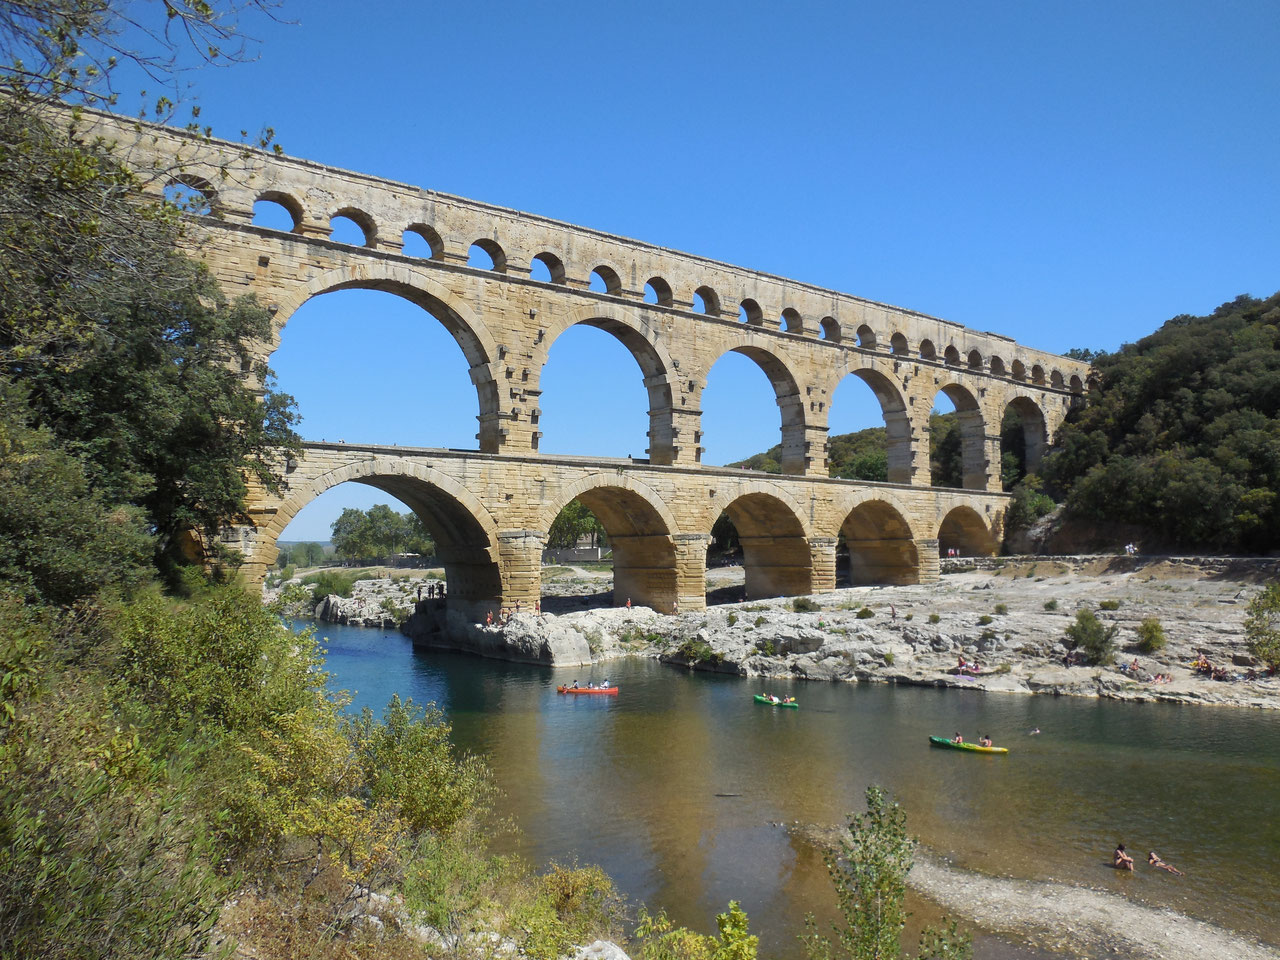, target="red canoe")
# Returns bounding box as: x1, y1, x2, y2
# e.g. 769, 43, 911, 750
557, 685, 618, 695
